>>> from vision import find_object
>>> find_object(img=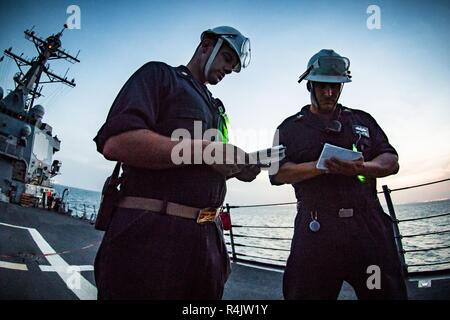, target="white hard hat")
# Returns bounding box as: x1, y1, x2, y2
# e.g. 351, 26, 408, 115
201, 26, 251, 72
299, 49, 352, 84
